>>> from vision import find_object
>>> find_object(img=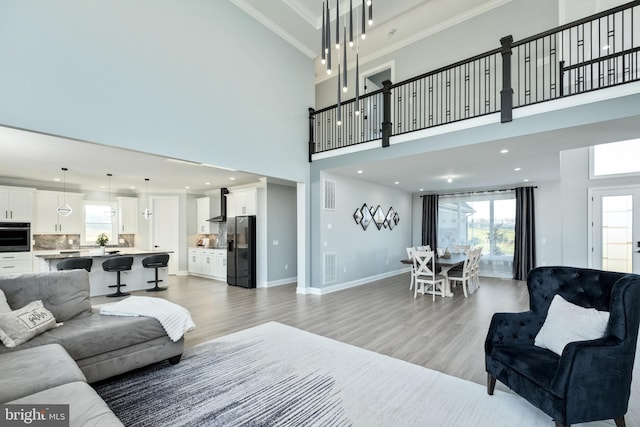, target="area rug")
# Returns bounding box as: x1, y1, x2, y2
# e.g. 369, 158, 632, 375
94, 322, 610, 426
